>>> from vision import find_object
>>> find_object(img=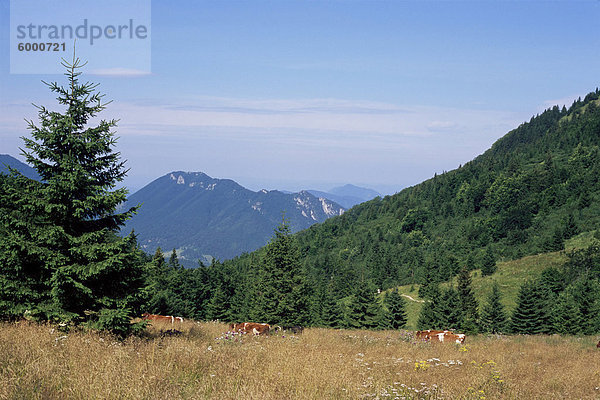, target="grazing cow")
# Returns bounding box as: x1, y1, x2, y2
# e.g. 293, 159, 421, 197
229, 322, 247, 332
597, 340, 600, 348
141, 313, 183, 324
415, 330, 448, 340
416, 330, 465, 344
429, 332, 466, 344
231, 322, 270, 335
